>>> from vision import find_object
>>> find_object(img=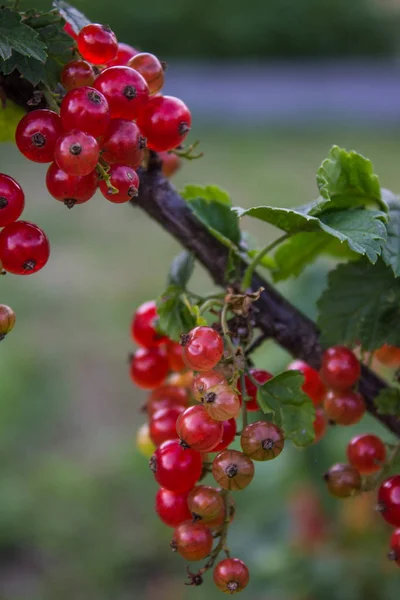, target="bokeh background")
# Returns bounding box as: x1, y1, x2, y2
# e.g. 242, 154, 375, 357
1, 0, 400, 598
